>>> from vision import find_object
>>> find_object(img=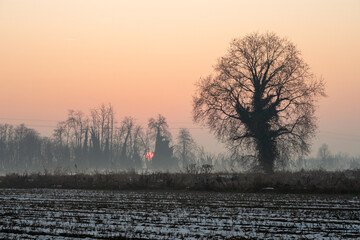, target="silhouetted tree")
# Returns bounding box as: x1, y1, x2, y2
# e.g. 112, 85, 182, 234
53, 121, 67, 146
175, 128, 197, 169
317, 144, 338, 170
89, 104, 114, 168
131, 126, 145, 169
193, 32, 325, 173
120, 117, 134, 168
0, 124, 57, 171
65, 110, 89, 168
318, 144, 331, 160
148, 114, 176, 170
41, 137, 54, 170
0, 124, 13, 171
14, 124, 42, 171
148, 114, 171, 140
